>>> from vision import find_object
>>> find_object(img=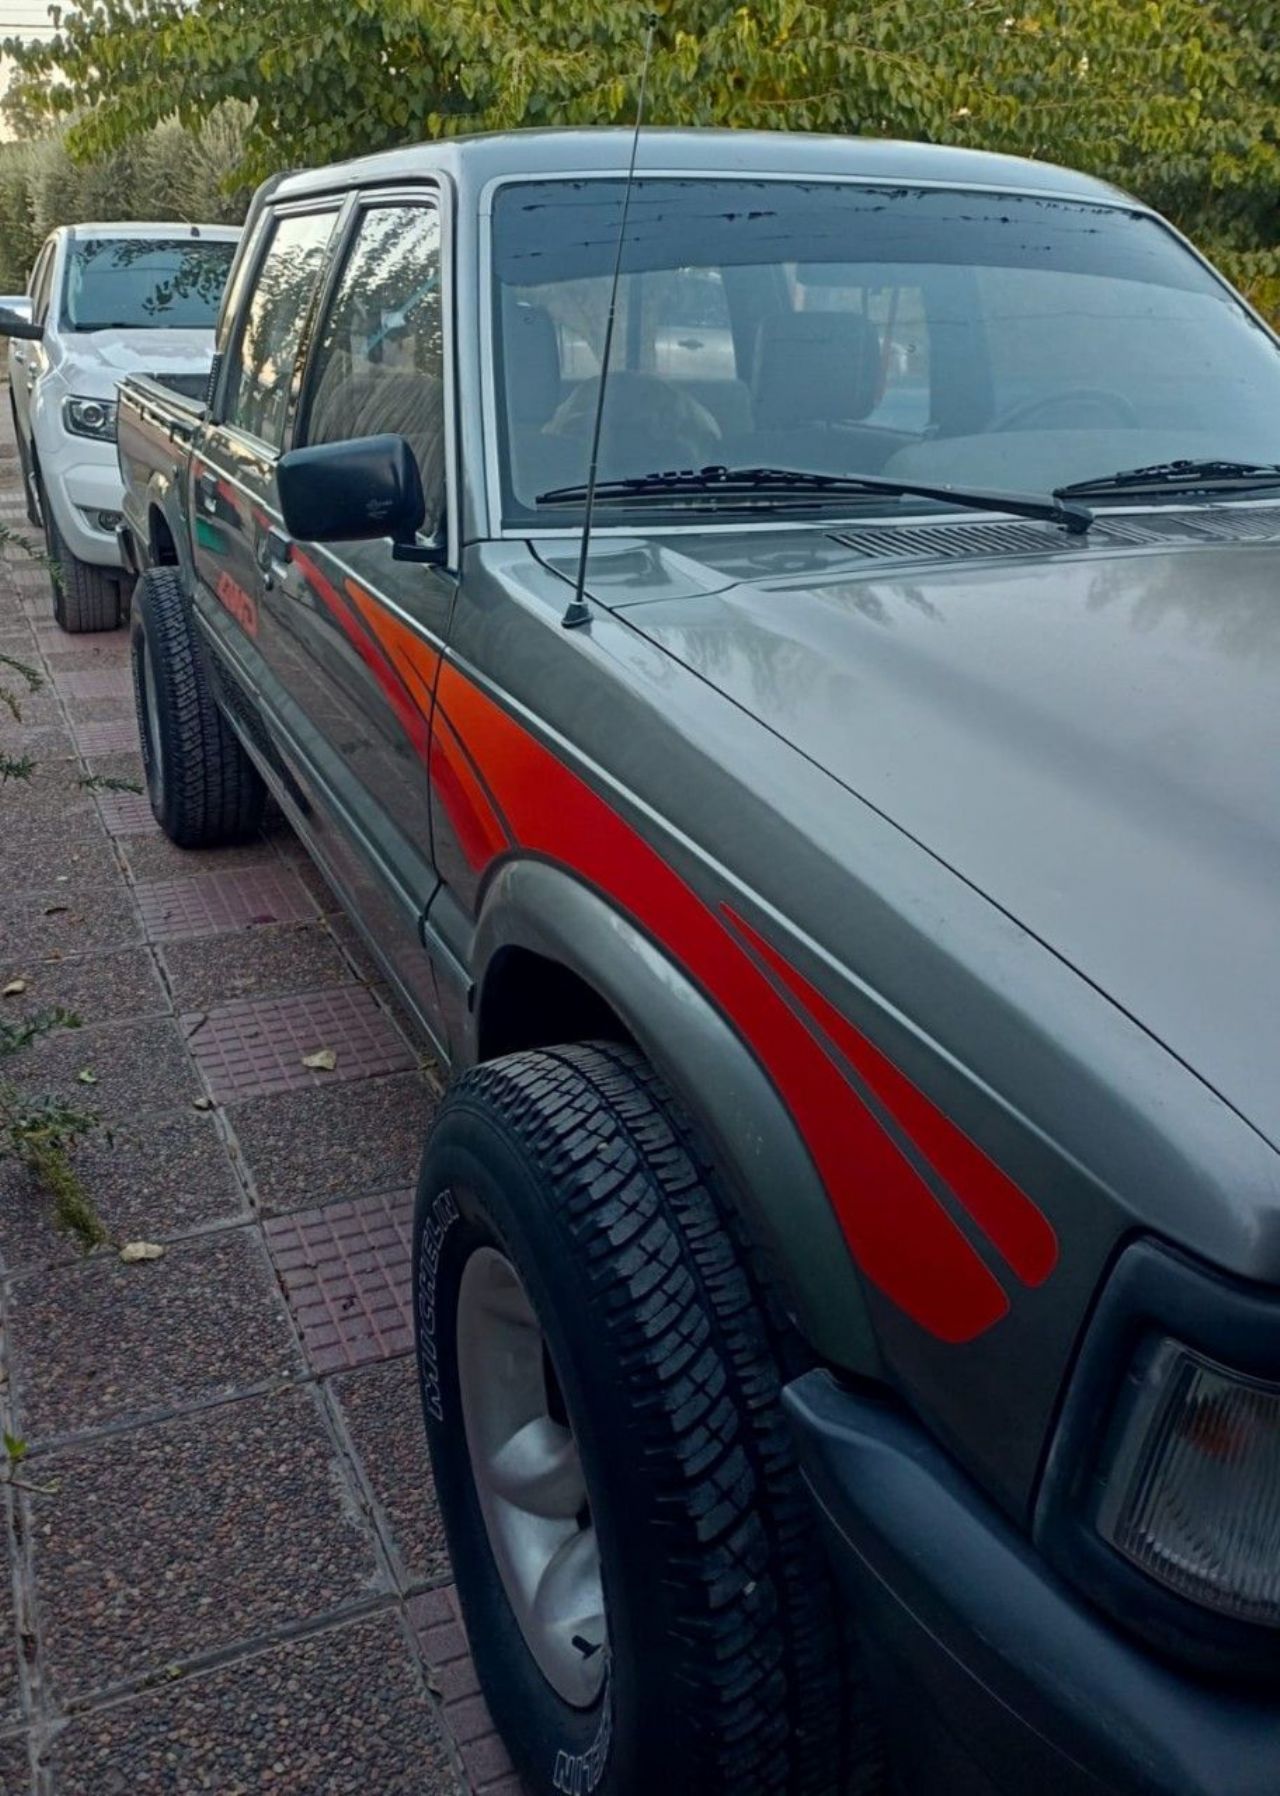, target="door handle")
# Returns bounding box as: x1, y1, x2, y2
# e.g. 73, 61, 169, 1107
196, 469, 219, 513
256, 524, 293, 590
11, 349, 24, 366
